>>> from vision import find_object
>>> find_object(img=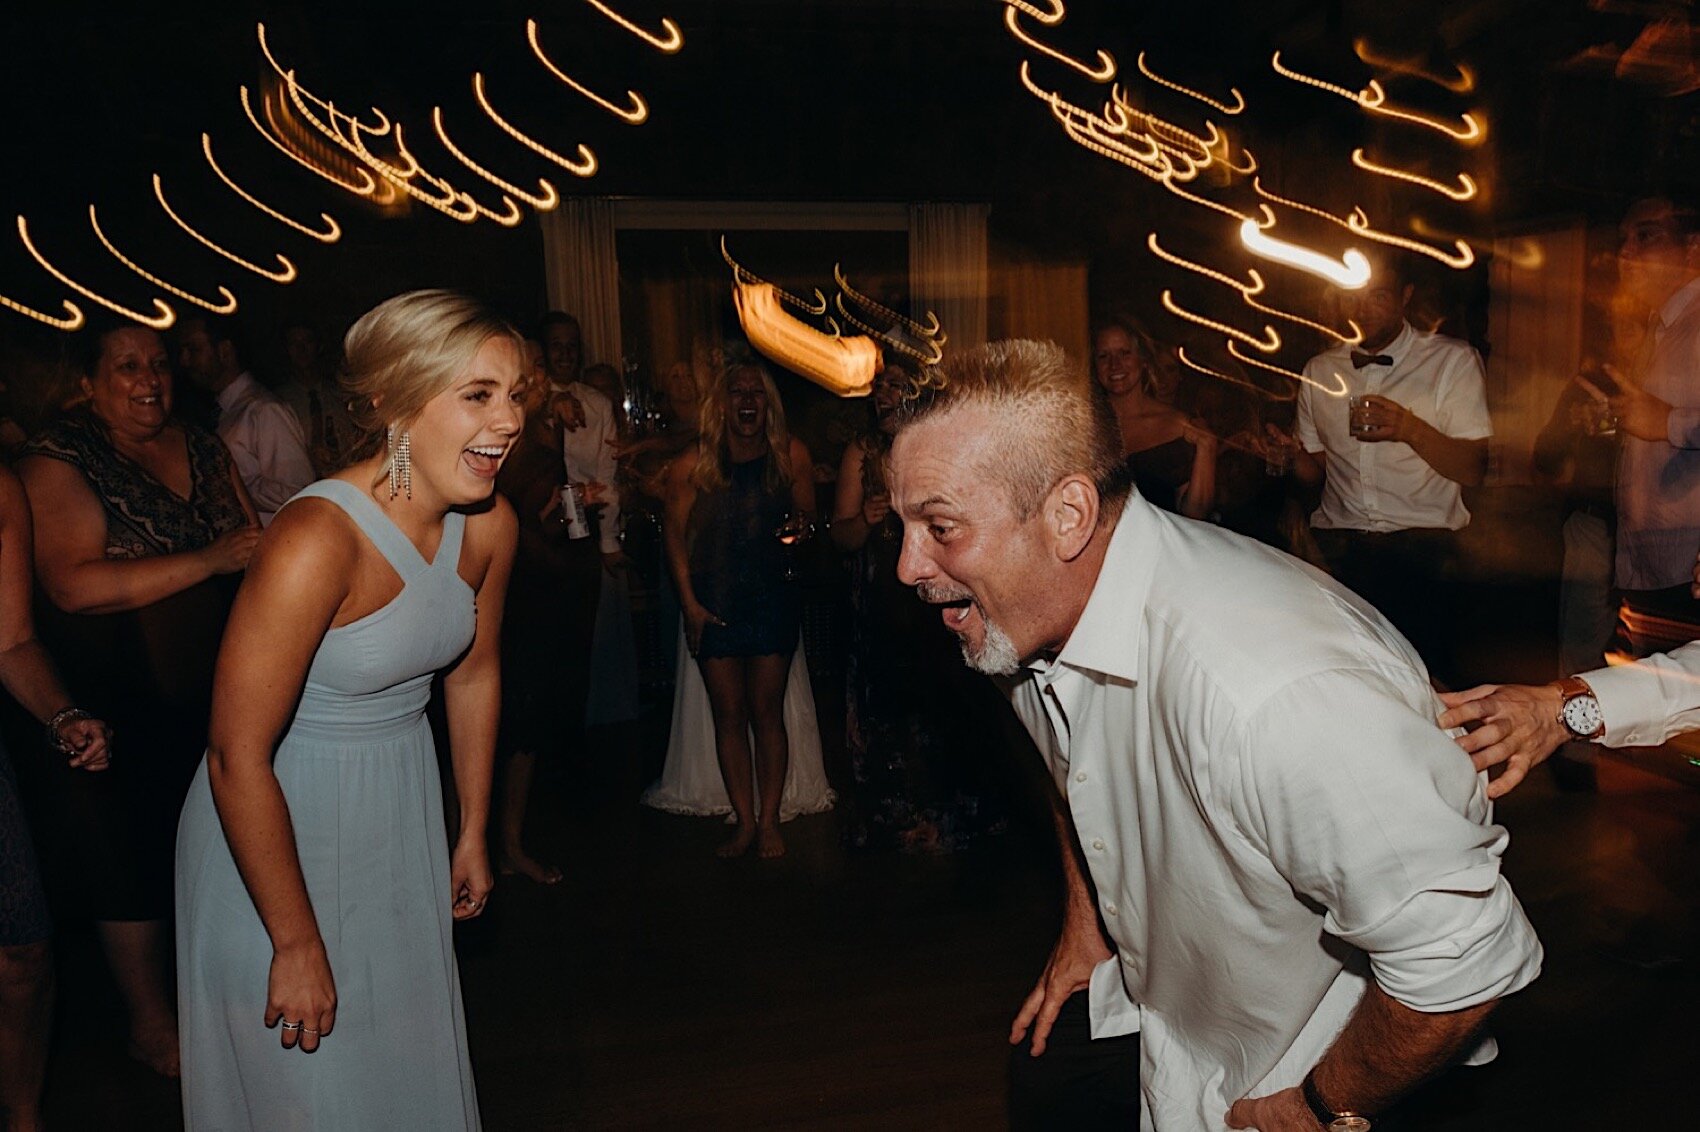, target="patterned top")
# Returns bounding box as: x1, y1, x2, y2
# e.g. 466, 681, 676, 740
24, 410, 248, 559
